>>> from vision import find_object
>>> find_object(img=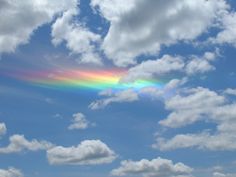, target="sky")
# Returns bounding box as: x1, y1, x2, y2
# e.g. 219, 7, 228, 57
0, 0, 236, 177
